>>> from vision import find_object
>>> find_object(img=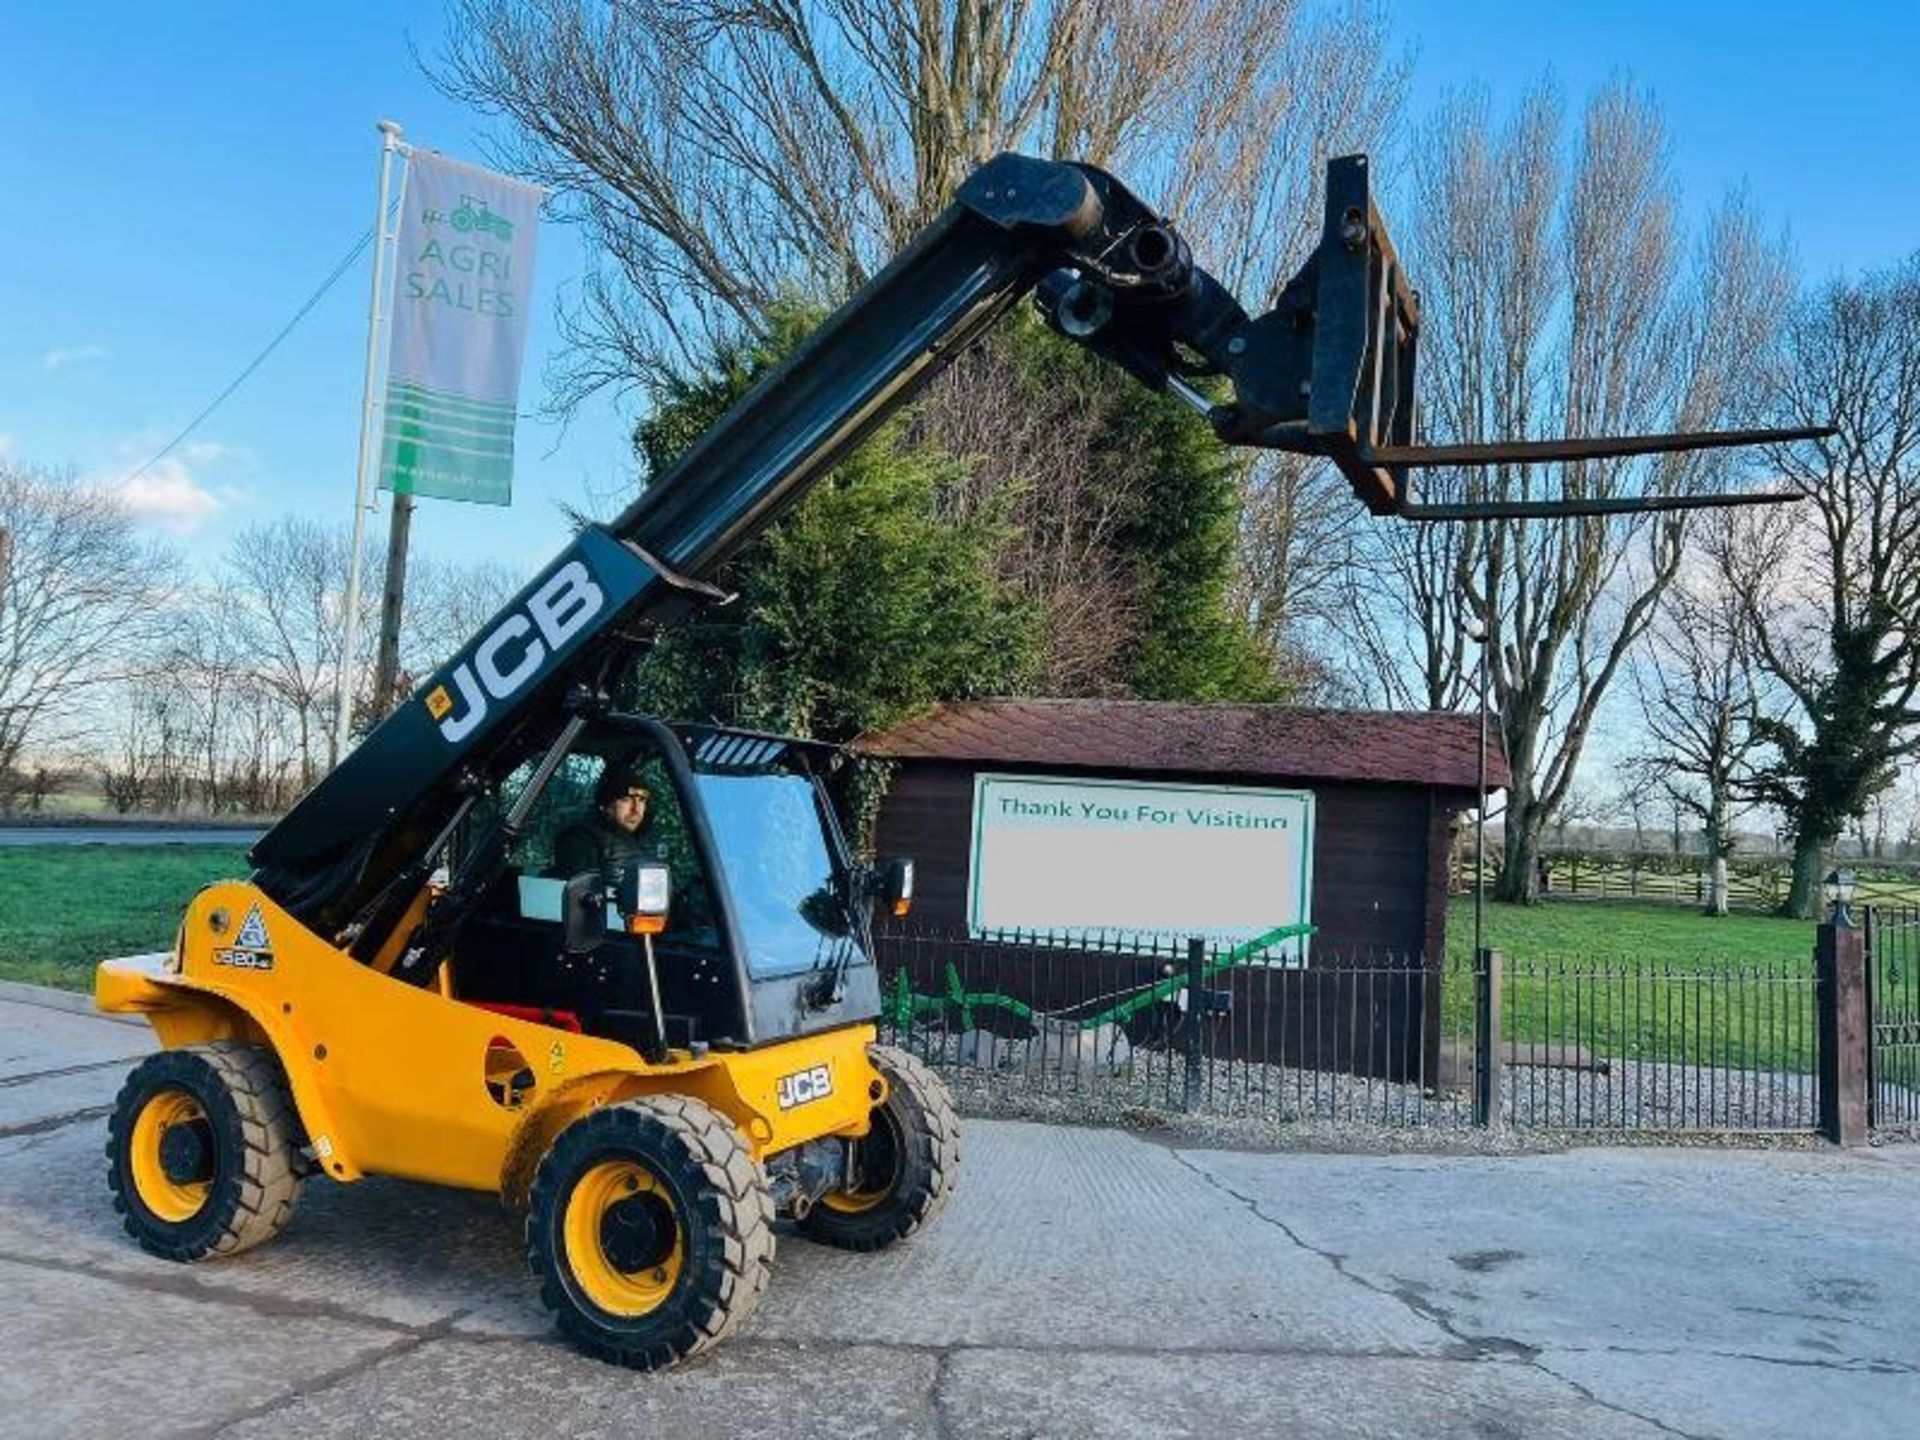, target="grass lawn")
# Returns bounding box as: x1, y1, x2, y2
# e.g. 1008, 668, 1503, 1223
0, 845, 249, 991
1442, 896, 1821, 1074
1444, 895, 1816, 967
